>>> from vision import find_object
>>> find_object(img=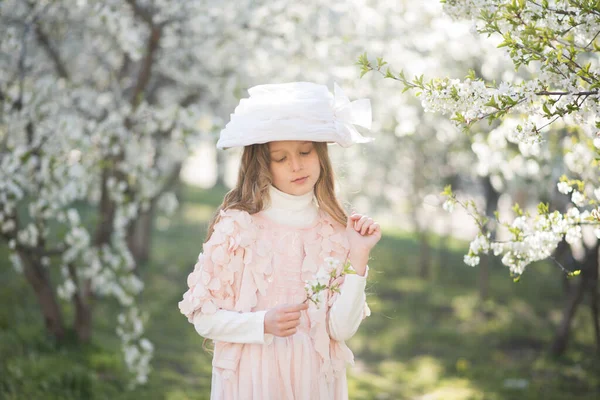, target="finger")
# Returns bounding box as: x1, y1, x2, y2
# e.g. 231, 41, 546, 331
355, 215, 369, 232
284, 303, 308, 313
281, 311, 302, 321
372, 223, 381, 235
368, 223, 381, 236
279, 327, 298, 337
347, 214, 361, 229
361, 218, 373, 235
279, 320, 301, 331
367, 223, 376, 234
